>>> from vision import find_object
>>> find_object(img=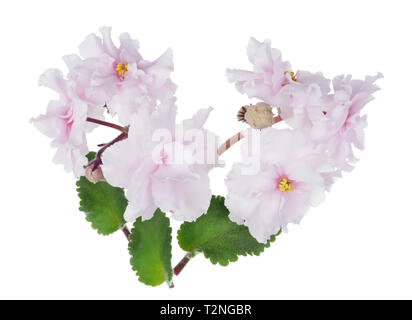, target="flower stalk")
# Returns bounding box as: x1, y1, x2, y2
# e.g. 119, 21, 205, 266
173, 253, 192, 276
122, 226, 131, 241
86, 117, 128, 133
217, 115, 283, 156
88, 131, 129, 171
